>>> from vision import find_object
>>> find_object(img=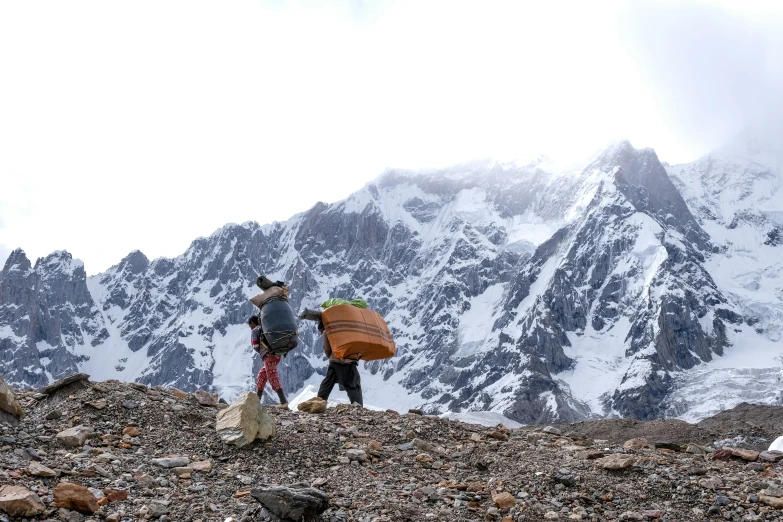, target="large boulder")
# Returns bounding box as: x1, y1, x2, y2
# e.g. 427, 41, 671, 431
0, 485, 46, 517
0, 374, 23, 419
250, 485, 329, 520
216, 392, 275, 447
